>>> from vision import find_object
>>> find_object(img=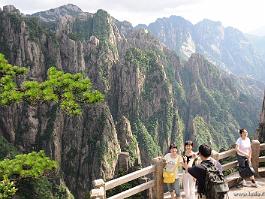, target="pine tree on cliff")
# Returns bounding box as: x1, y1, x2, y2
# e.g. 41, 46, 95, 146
0, 53, 104, 115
